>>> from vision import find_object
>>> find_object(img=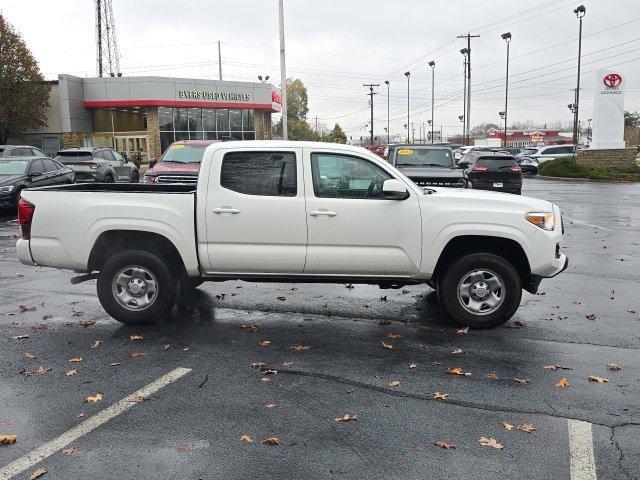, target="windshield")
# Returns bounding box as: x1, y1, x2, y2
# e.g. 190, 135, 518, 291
0, 160, 29, 175
161, 144, 207, 164
394, 148, 453, 167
